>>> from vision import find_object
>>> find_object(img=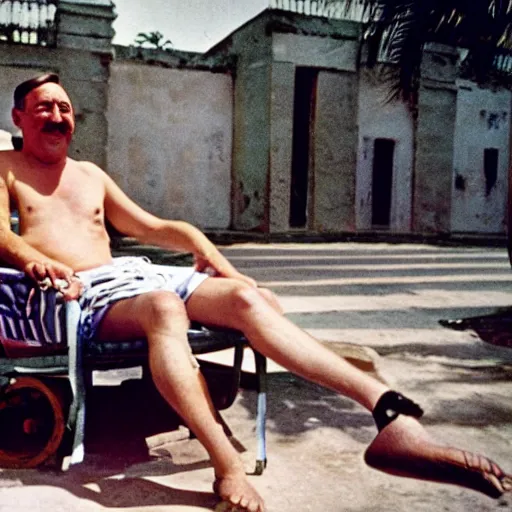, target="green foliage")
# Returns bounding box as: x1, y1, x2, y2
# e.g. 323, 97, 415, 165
134, 31, 173, 50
